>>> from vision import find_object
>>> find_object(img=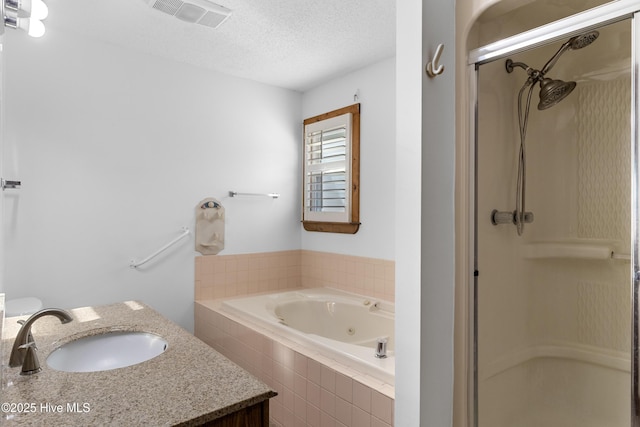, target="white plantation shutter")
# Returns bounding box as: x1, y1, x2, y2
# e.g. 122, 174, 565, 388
304, 113, 352, 223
